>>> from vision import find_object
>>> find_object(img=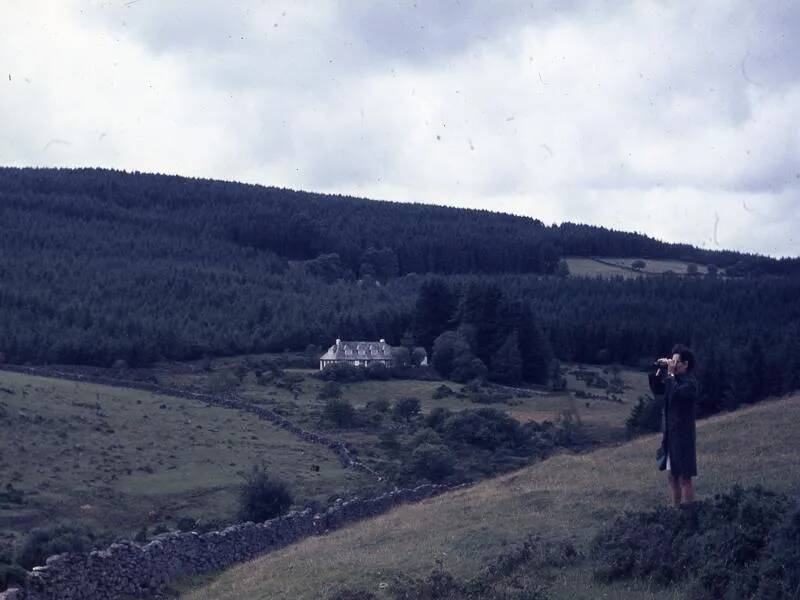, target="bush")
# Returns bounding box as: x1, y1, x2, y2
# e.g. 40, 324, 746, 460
625, 394, 663, 438
441, 408, 526, 451
0, 563, 27, 591
432, 385, 454, 399
410, 428, 444, 448
393, 397, 421, 421
366, 362, 391, 380
238, 466, 293, 523
756, 503, 800, 599
424, 406, 452, 430
324, 397, 356, 427
591, 485, 794, 598
411, 443, 455, 482
14, 523, 108, 570
318, 381, 342, 400
320, 363, 365, 383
